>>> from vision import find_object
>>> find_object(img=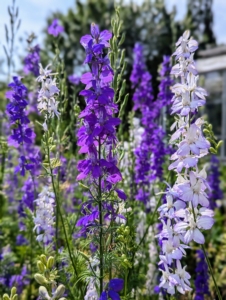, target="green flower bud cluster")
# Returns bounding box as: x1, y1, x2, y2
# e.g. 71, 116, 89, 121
35, 255, 66, 300
35, 255, 57, 285
115, 224, 136, 269
203, 122, 223, 154
2, 287, 18, 300
109, 7, 129, 111
38, 285, 66, 300
42, 132, 62, 173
